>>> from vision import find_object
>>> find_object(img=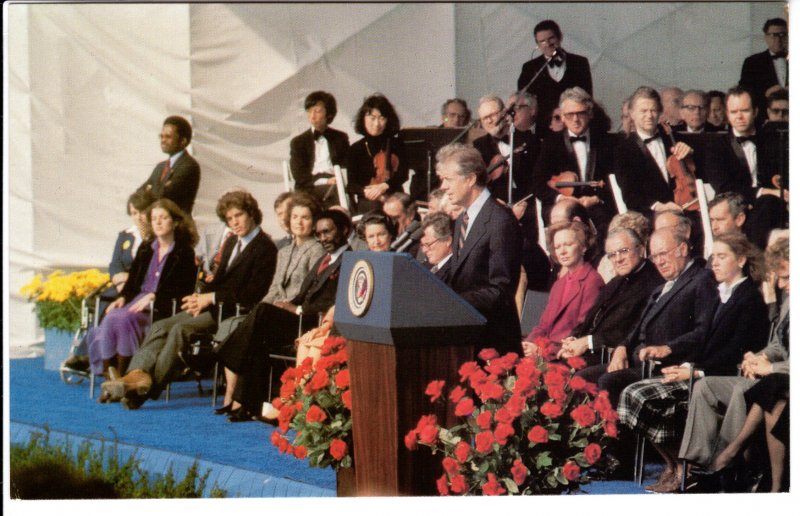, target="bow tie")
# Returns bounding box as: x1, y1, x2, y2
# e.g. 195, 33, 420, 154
548, 56, 564, 68
642, 135, 660, 145
736, 135, 755, 145
312, 130, 326, 140
569, 135, 586, 143
772, 52, 788, 59
495, 135, 510, 145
